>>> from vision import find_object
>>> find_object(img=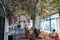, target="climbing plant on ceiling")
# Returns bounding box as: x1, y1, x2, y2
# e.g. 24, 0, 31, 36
5, 0, 60, 18
39, 0, 60, 18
